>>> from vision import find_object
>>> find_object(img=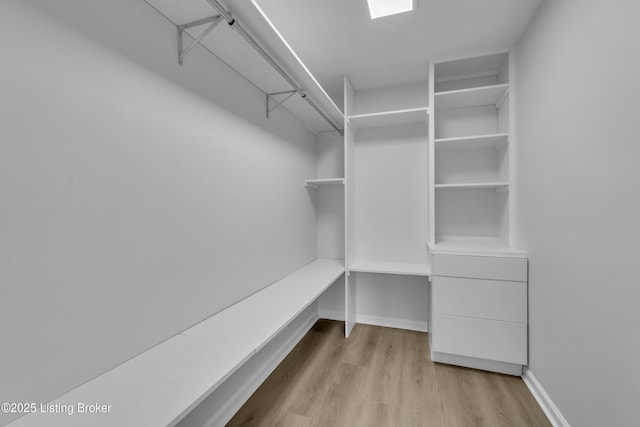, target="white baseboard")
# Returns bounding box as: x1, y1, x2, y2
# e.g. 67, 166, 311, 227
431, 351, 522, 376
196, 308, 319, 427
319, 310, 428, 333
356, 314, 428, 332
522, 368, 570, 427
